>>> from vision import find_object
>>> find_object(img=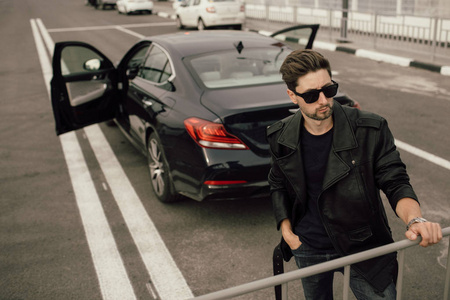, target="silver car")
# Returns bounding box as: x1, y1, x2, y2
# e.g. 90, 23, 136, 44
175, 0, 245, 30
